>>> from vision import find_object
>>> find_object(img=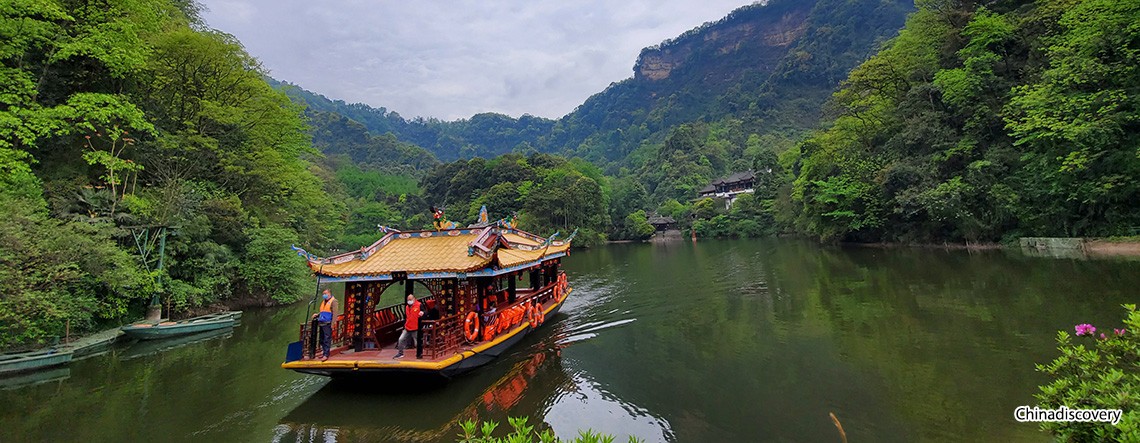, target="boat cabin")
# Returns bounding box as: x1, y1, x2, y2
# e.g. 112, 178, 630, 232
282, 225, 574, 378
